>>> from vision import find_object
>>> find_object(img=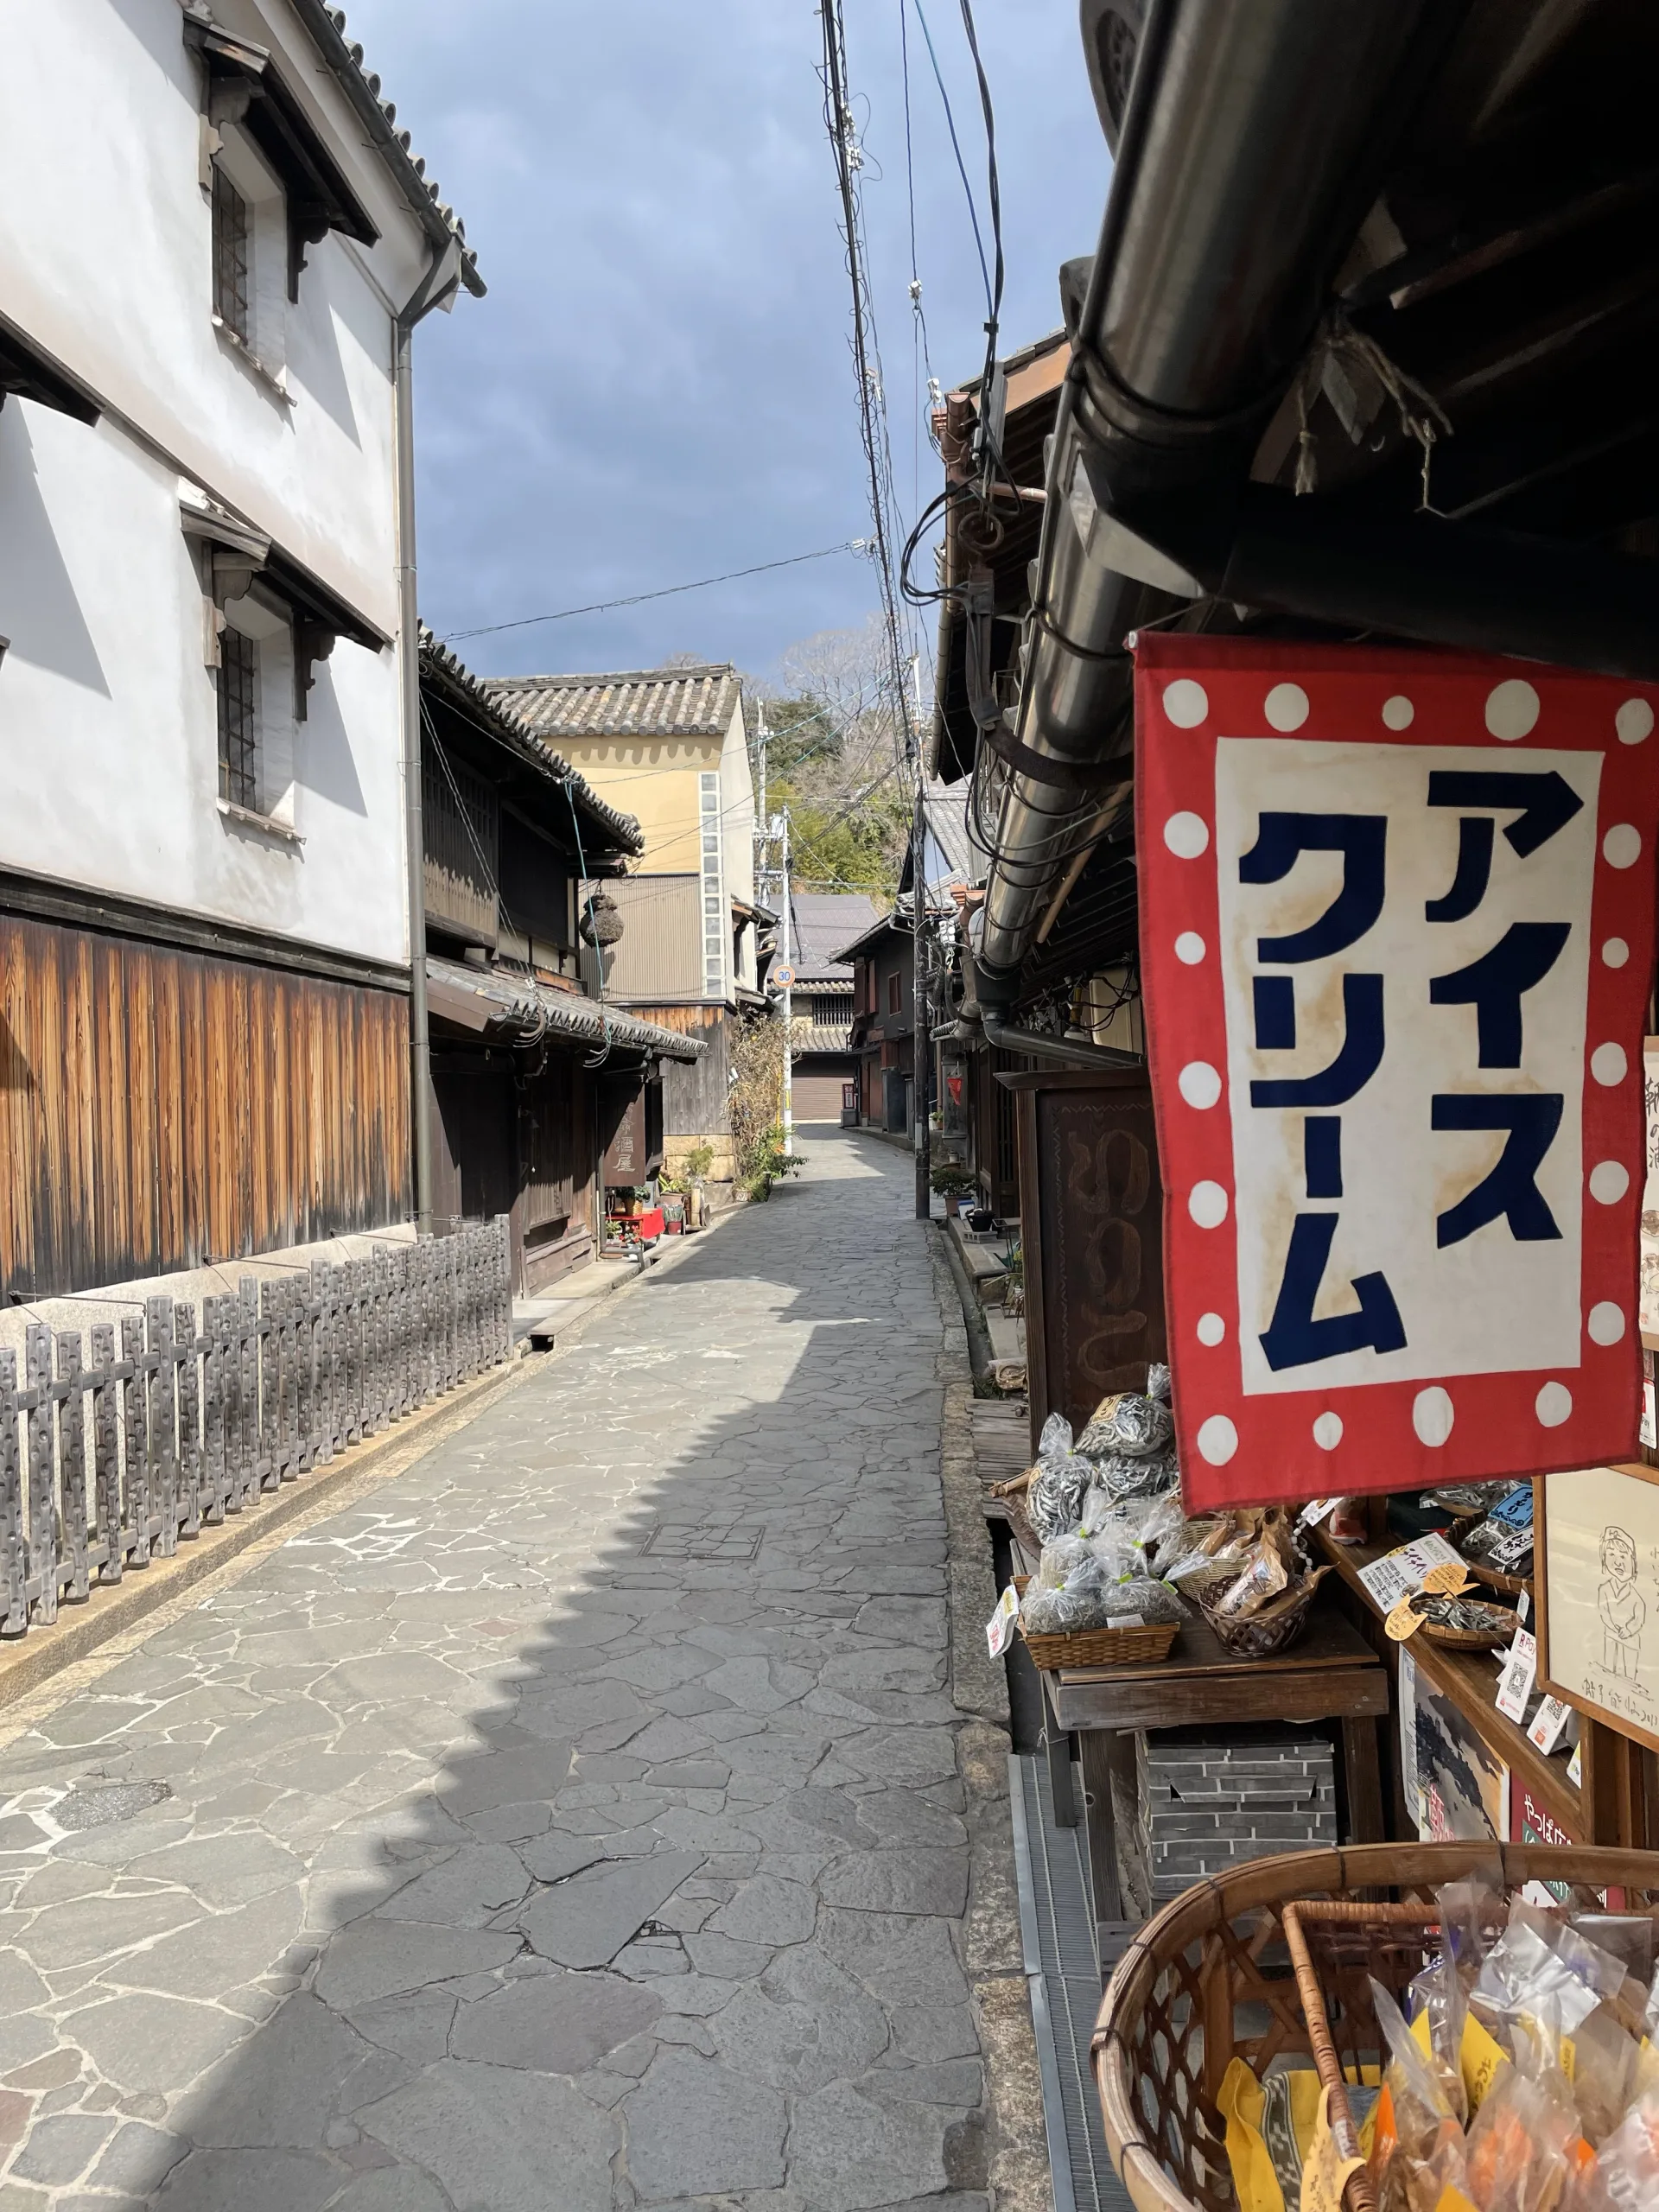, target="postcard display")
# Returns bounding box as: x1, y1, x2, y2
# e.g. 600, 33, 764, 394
1137, 635, 1659, 1840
